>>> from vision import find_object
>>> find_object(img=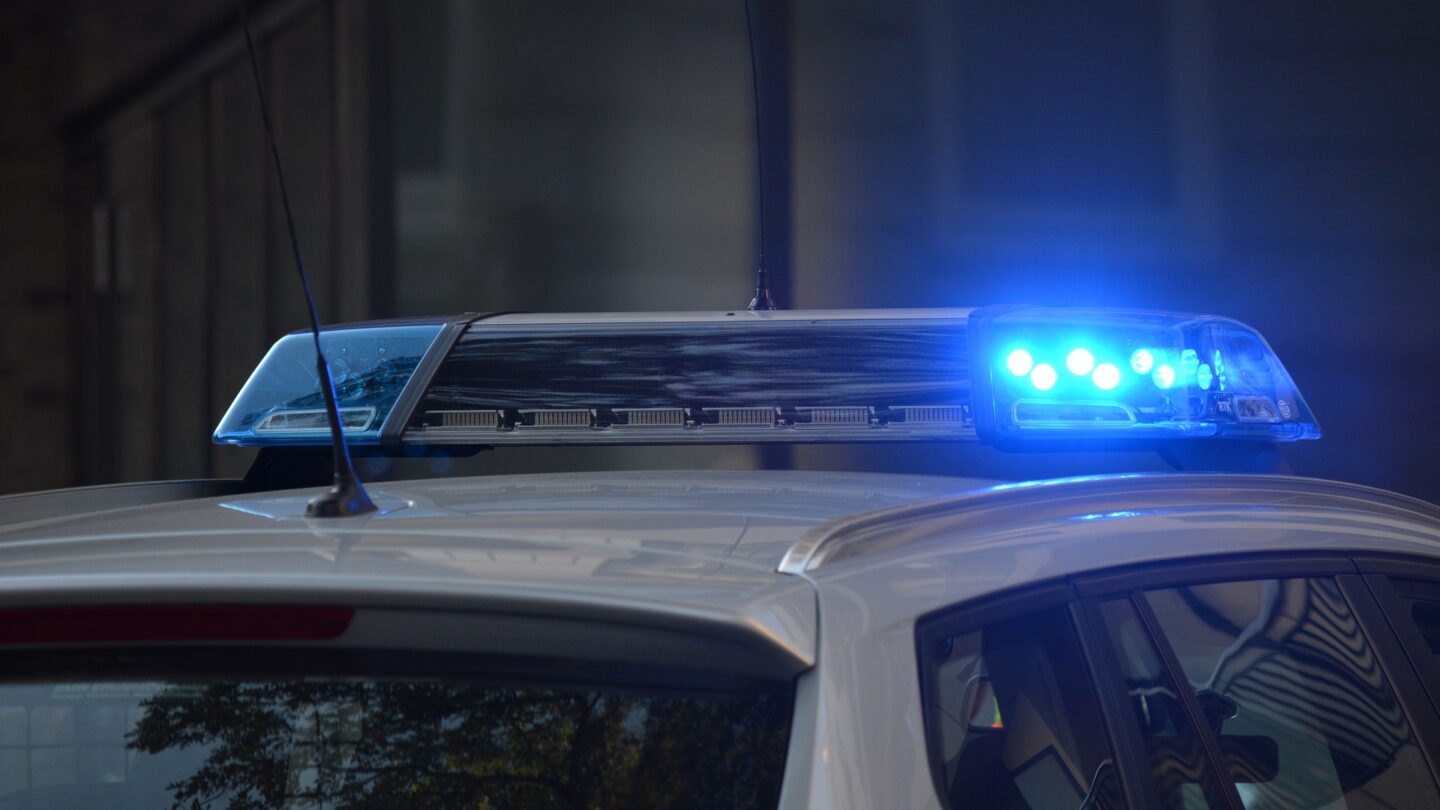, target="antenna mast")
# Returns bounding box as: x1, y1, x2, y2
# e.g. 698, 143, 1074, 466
744, 0, 777, 311
238, 2, 376, 517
